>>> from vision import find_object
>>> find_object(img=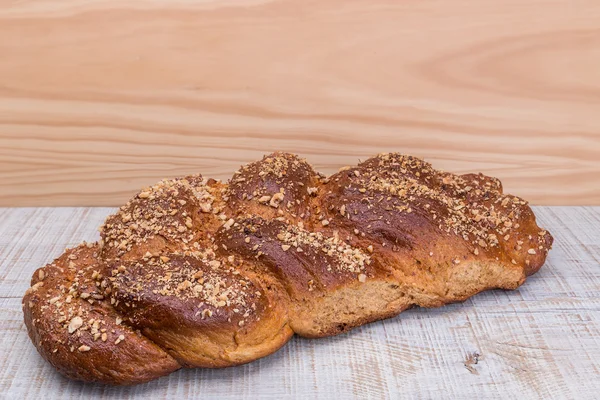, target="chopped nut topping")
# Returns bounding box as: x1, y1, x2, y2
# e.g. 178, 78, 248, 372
68, 316, 83, 334
258, 195, 272, 204
276, 224, 371, 275
269, 192, 285, 208
223, 218, 235, 230
78, 345, 91, 352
